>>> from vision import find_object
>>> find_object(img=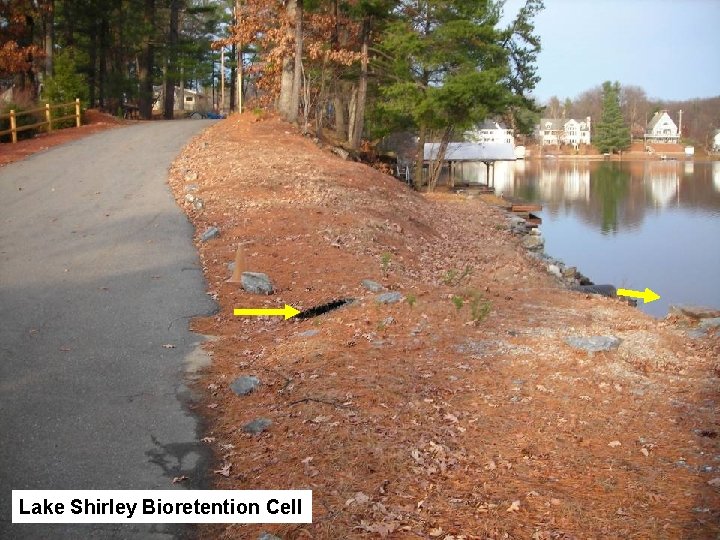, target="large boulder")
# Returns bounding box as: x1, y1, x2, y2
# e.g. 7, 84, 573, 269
566, 335, 622, 353
241, 272, 274, 295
